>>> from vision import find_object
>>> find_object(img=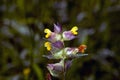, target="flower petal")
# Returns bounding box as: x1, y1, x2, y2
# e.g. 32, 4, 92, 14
64, 47, 79, 55
70, 26, 78, 35
54, 23, 62, 33
62, 31, 76, 41
48, 33, 62, 42
44, 29, 52, 38
44, 42, 51, 51
47, 60, 64, 77
52, 41, 64, 49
